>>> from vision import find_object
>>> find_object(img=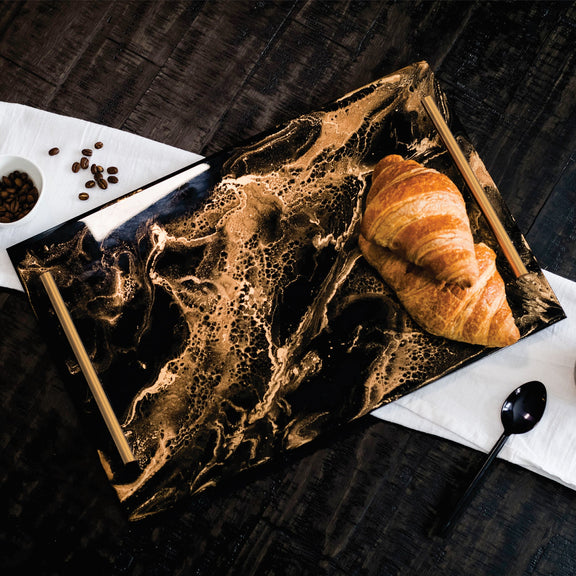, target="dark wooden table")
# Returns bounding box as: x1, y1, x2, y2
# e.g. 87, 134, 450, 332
1, 2, 575, 574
